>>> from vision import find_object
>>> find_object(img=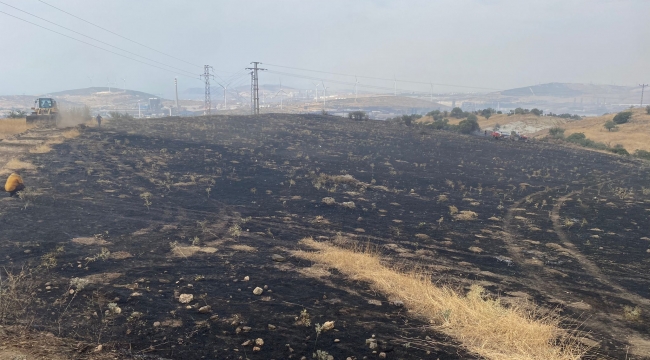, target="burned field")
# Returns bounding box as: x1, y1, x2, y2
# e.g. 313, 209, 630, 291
1, 114, 650, 359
